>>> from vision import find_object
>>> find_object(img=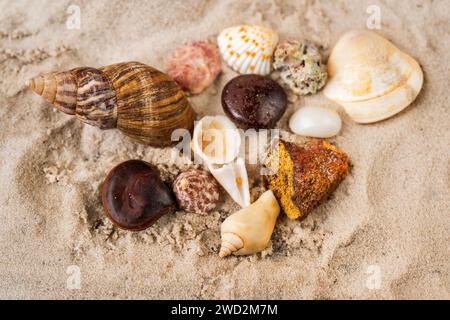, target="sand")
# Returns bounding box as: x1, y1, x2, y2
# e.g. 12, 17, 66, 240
0, 0, 449, 299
